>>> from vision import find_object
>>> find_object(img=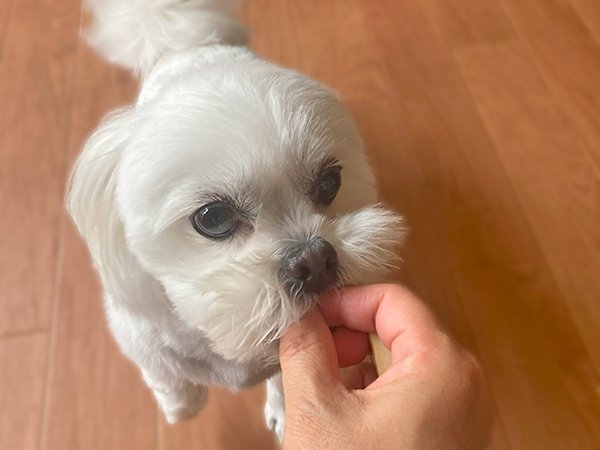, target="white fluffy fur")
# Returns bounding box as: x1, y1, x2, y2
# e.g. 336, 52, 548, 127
68, 0, 404, 439
86, 0, 248, 76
